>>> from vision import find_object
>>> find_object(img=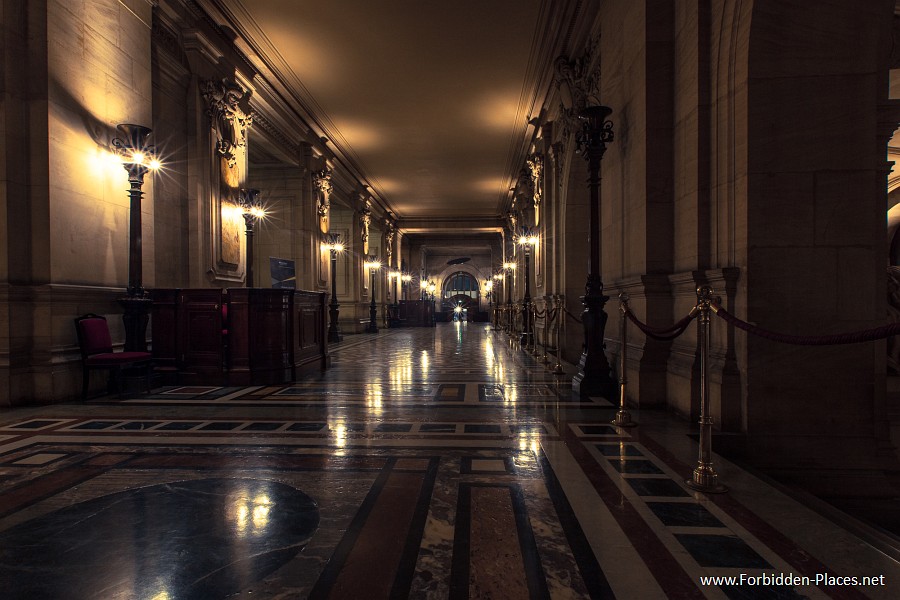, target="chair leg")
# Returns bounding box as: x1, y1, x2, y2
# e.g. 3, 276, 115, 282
145, 363, 152, 394
82, 367, 89, 401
